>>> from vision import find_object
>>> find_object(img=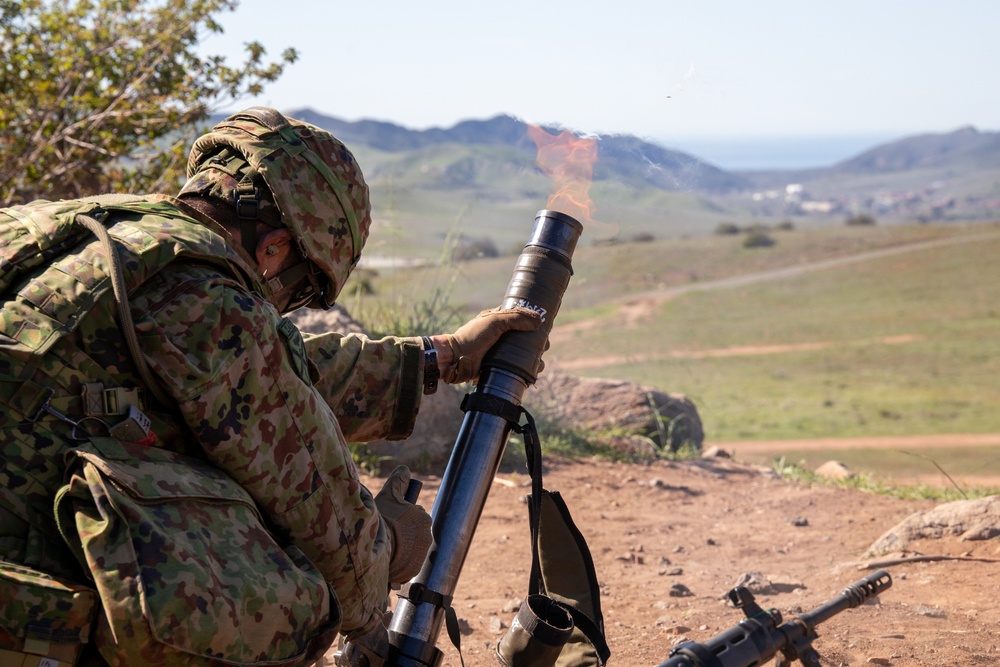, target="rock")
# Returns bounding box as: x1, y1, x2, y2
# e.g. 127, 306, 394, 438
790, 516, 809, 527
288, 304, 366, 336
702, 446, 731, 458
616, 553, 645, 564
288, 305, 466, 473
660, 624, 691, 634
733, 571, 774, 595
864, 495, 1000, 556
668, 583, 694, 597
526, 373, 704, 454
489, 617, 506, 635
367, 384, 468, 473
815, 460, 853, 480
502, 598, 522, 614
915, 605, 947, 619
